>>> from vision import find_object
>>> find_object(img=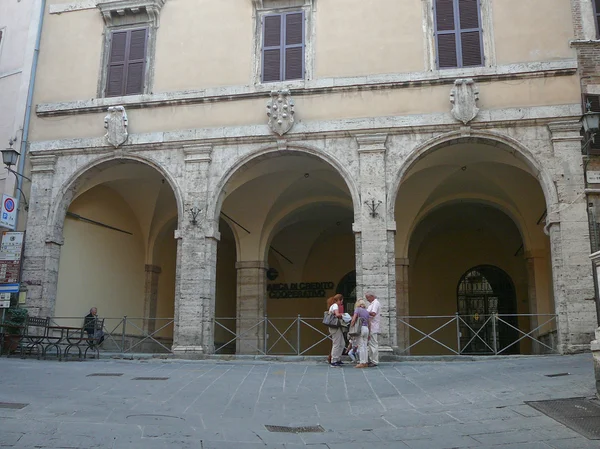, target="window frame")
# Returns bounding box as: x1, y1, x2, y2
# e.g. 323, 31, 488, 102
253, 0, 314, 86
593, 0, 600, 38
433, 0, 484, 69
